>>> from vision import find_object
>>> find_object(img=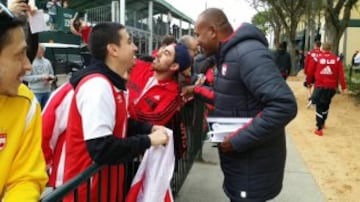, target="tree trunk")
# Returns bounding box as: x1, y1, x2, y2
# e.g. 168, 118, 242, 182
323, 0, 359, 55
325, 24, 342, 55
273, 26, 281, 47
325, 13, 345, 55
289, 41, 298, 75
287, 20, 299, 76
